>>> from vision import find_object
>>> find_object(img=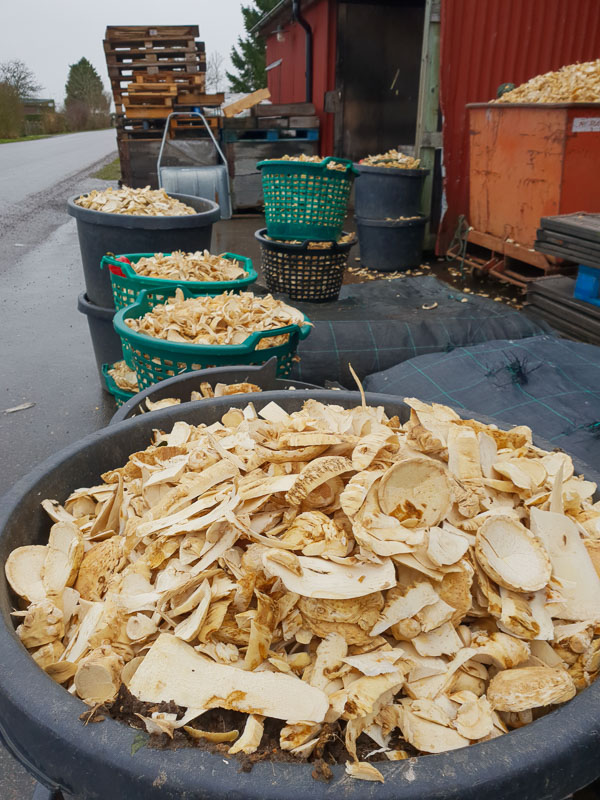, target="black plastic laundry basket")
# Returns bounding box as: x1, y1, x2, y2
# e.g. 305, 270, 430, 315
255, 228, 356, 302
